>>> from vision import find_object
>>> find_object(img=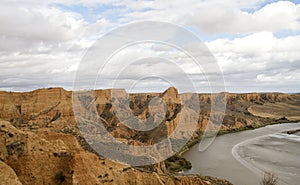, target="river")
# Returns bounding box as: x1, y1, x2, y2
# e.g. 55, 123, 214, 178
183, 122, 300, 185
